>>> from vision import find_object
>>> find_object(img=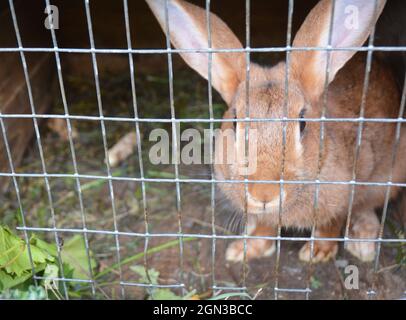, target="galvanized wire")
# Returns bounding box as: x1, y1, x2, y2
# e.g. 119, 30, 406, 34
83, 0, 125, 298
163, 0, 185, 295
2, 0, 405, 300
45, 0, 96, 297
8, 0, 69, 299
